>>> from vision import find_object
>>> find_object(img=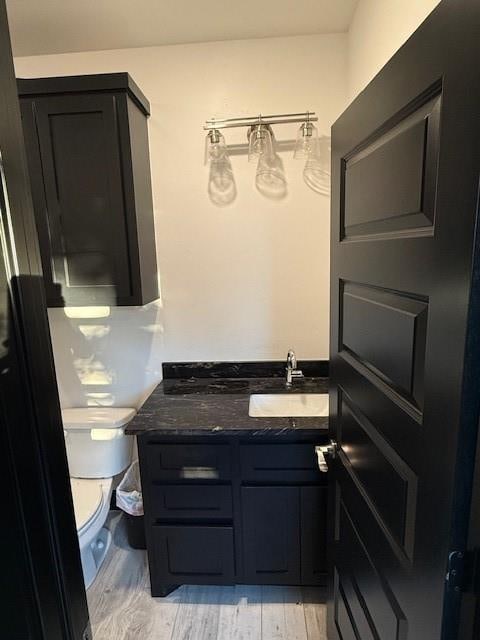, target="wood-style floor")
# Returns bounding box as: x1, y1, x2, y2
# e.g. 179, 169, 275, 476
87, 513, 327, 640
